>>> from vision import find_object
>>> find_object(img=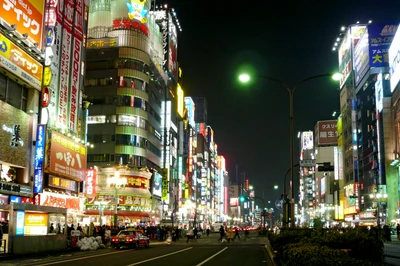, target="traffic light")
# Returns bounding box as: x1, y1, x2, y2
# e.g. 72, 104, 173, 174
240, 195, 246, 202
